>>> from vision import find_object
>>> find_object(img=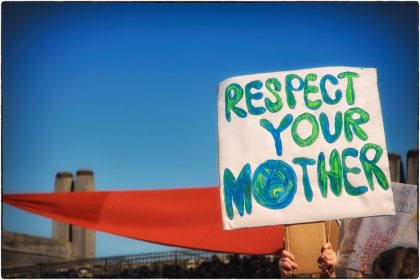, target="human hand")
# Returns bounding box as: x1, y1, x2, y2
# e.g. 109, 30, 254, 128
279, 249, 298, 278
317, 242, 337, 277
